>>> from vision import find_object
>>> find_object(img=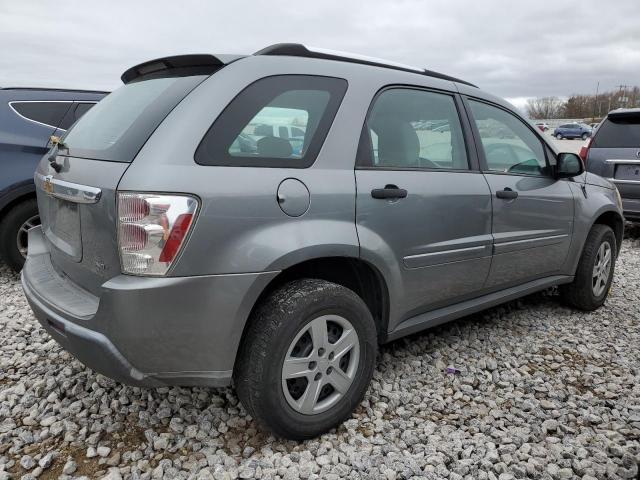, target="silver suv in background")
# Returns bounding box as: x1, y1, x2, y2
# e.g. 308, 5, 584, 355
22, 44, 624, 439
582, 108, 640, 222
